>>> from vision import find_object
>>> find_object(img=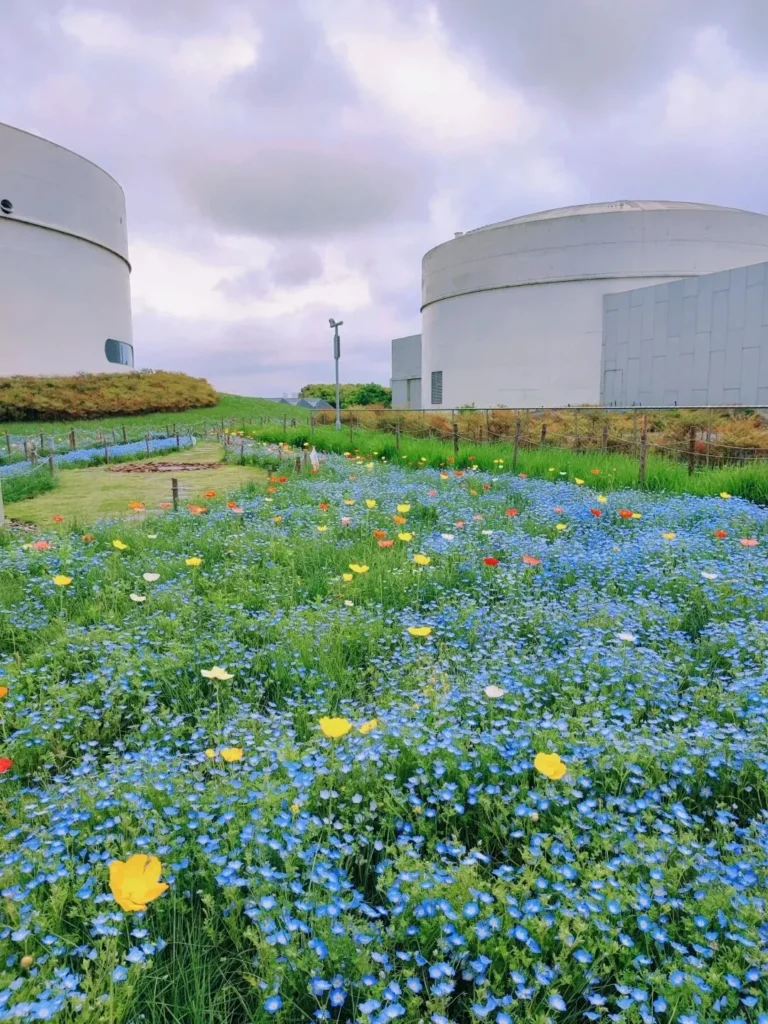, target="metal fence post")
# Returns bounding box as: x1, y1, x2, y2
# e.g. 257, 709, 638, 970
638, 413, 648, 487
512, 418, 521, 472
